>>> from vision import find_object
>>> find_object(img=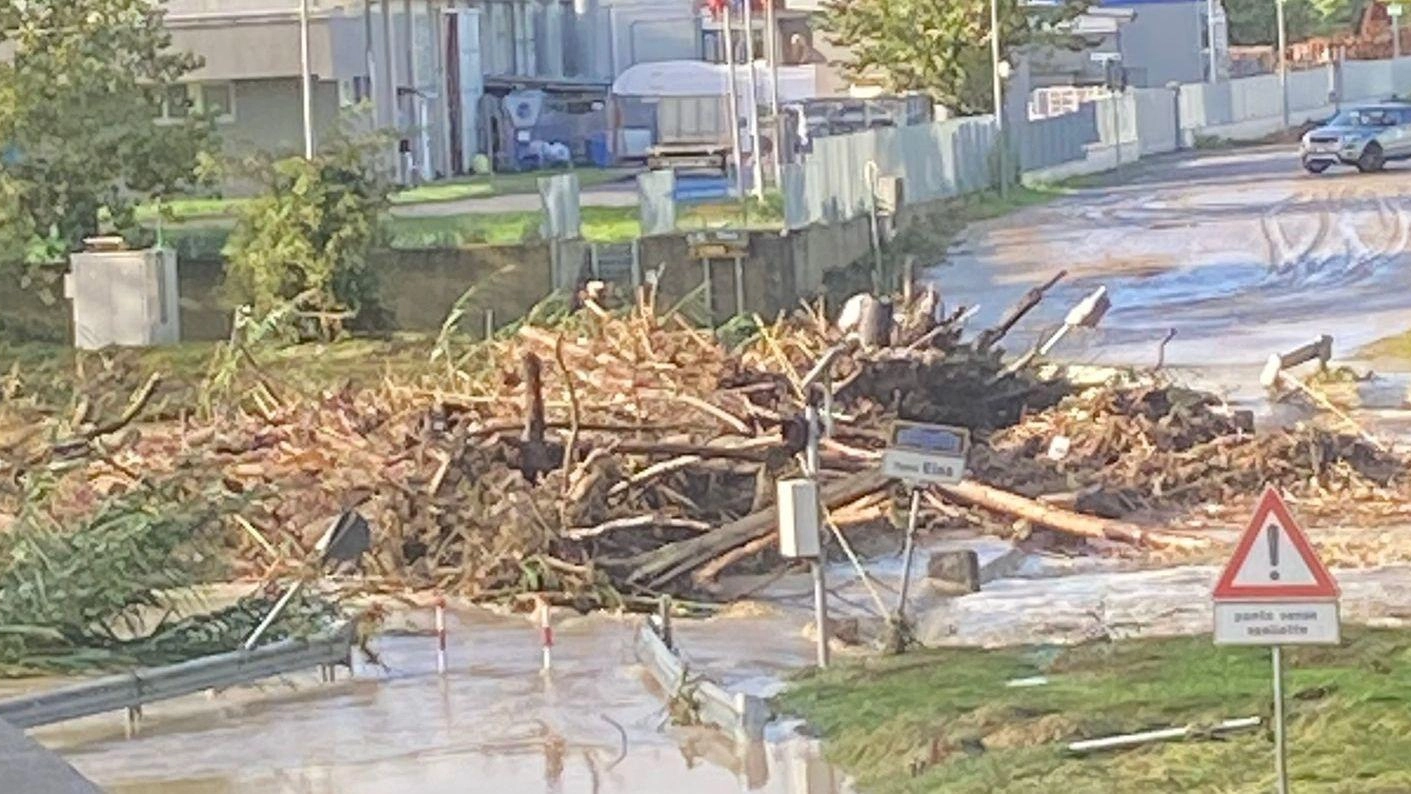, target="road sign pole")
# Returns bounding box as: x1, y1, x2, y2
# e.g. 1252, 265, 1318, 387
1273, 645, 1289, 794
894, 487, 923, 623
